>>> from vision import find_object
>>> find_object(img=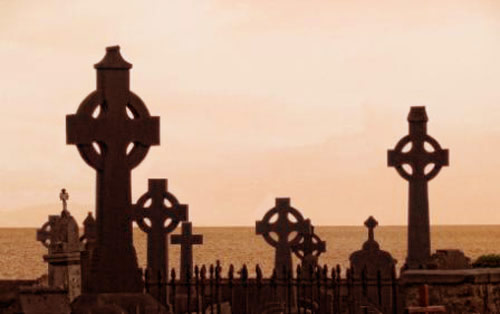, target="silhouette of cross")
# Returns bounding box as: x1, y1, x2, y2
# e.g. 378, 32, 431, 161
364, 216, 378, 242
66, 46, 160, 292
134, 178, 187, 304
59, 189, 69, 212
292, 225, 326, 260
388, 107, 448, 269
256, 198, 311, 277
171, 222, 203, 281
36, 215, 59, 249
